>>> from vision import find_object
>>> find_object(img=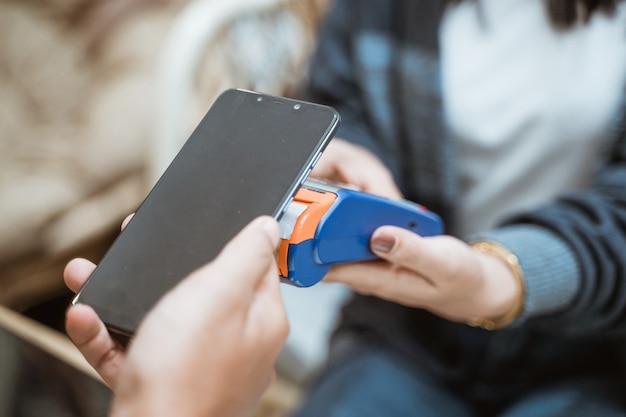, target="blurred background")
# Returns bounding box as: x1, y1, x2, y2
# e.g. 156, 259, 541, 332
0, 0, 348, 415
